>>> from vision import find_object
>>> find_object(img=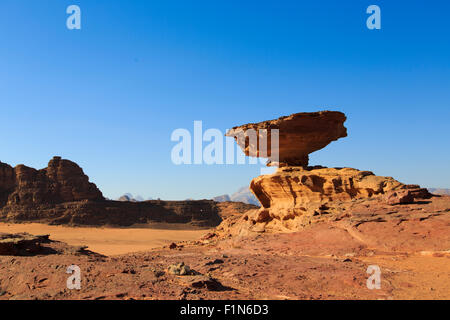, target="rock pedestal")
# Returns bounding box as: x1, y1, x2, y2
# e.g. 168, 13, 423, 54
224, 111, 431, 233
